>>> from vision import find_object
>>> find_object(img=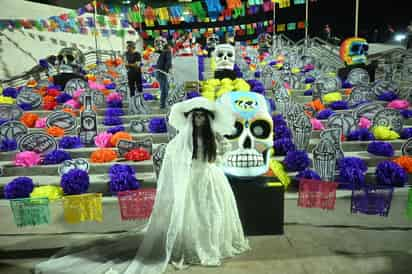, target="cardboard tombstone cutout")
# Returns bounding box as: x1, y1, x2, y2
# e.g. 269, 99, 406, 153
327, 113, 358, 137
401, 138, 412, 156
16, 90, 42, 109
64, 78, 88, 97
314, 76, 341, 101
78, 94, 97, 146
371, 80, 400, 97
347, 85, 374, 107
346, 68, 370, 86
372, 108, 404, 133
352, 101, 385, 120
292, 113, 312, 151
152, 143, 167, 178
129, 94, 150, 115
166, 84, 186, 108
0, 121, 28, 141
320, 128, 344, 164
214, 44, 235, 71
273, 84, 291, 115
313, 139, 337, 182
58, 159, 89, 176
218, 92, 273, 177
0, 104, 23, 121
